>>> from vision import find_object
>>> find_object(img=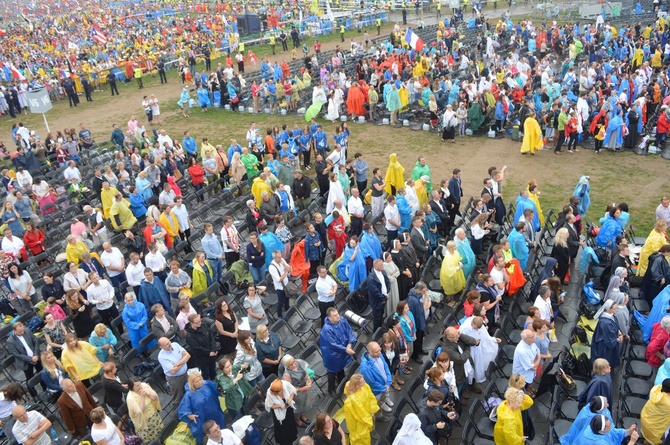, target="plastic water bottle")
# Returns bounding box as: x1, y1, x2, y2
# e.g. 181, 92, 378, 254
50, 428, 59, 443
